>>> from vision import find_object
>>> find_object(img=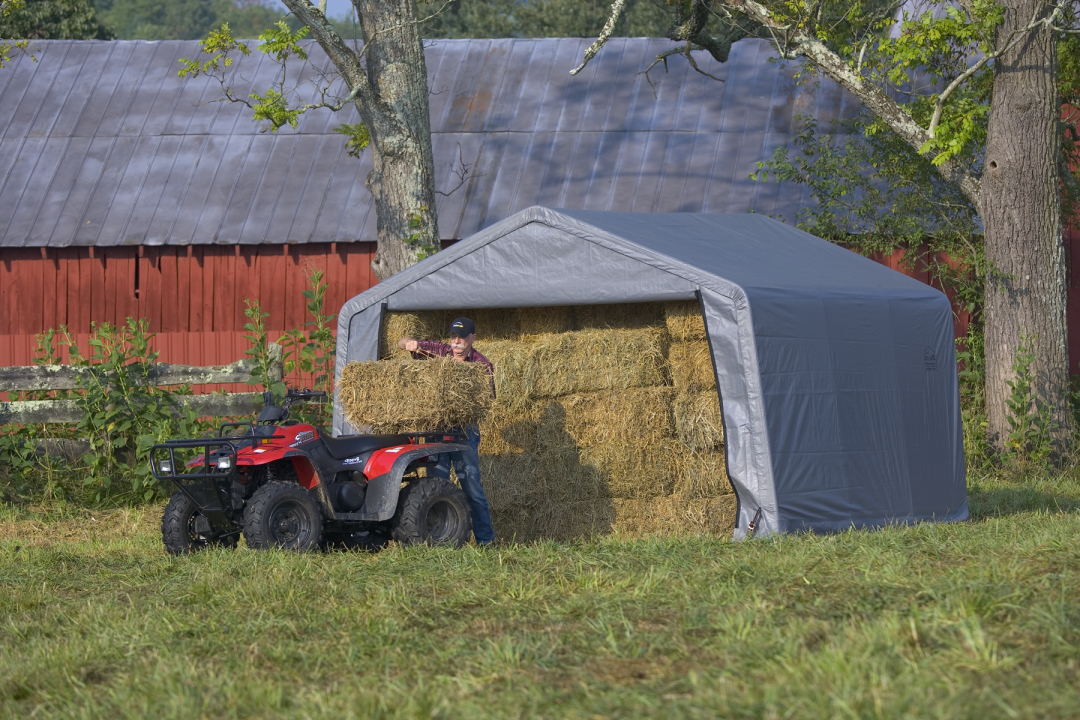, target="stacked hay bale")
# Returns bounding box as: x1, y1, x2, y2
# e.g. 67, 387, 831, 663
338, 357, 493, 433
379, 301, 735, 541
